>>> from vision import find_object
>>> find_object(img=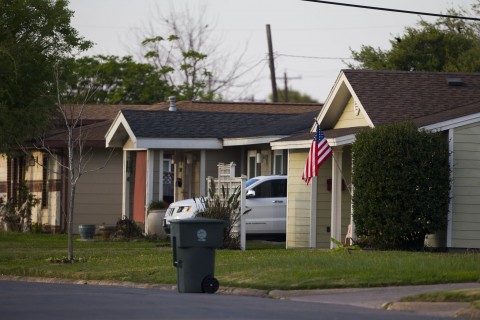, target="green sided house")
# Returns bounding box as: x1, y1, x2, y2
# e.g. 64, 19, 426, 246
272, 70, 480, 250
